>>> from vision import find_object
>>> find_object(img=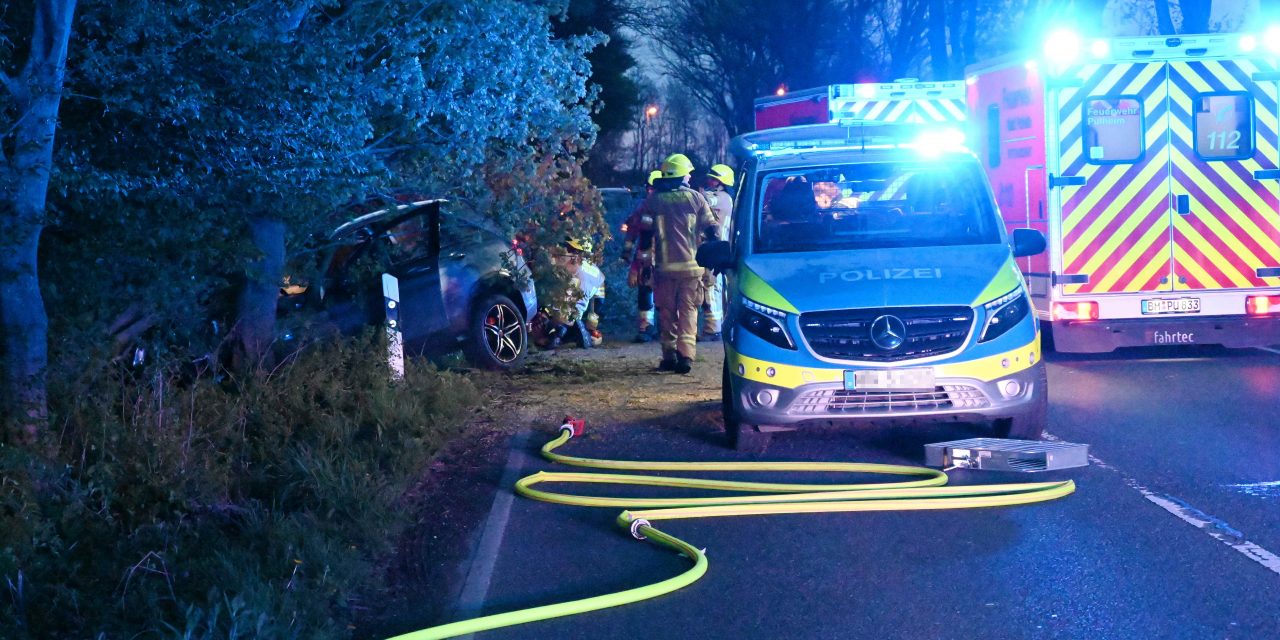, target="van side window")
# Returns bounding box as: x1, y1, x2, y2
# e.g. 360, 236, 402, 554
1082, 95, 1144, 164
1193, 92, 1254, 161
